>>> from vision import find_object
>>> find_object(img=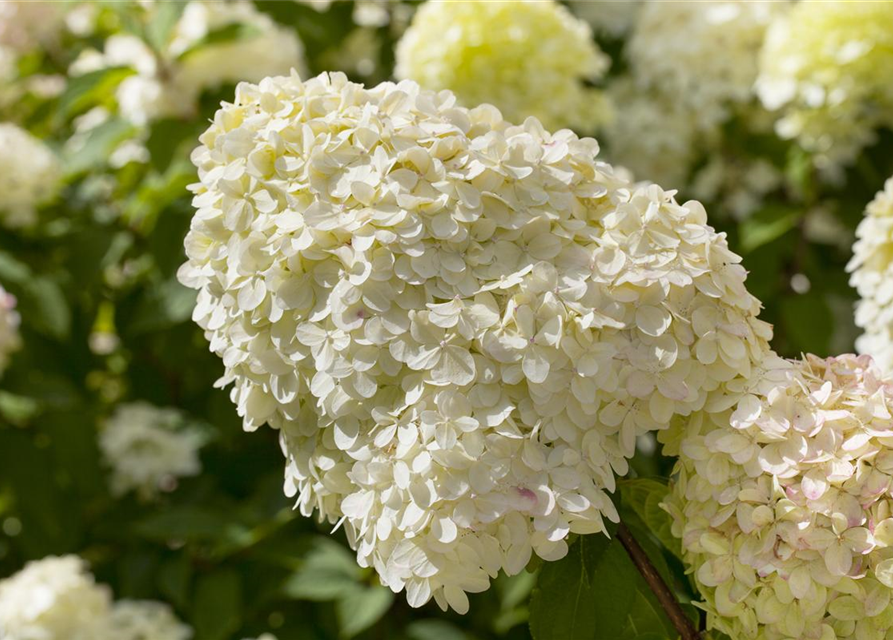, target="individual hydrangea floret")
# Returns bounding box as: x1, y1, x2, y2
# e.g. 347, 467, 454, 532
0, 284, 21, 377
667, 353, 893, 640
0, 123, 61, 228
394, 0, 610, 131
628, 0, 785, 129
178, 71, 773, 611
756, 0, 893, 170
99, 402, 206, 499
0, 555, 112, 640
69, 1, 305, 126
848, 178, 893, 373
101, 601, 192, 640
